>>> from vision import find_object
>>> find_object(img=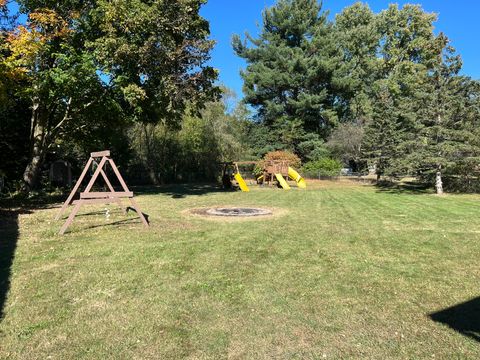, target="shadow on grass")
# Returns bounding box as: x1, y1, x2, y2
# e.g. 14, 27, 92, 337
133, 183, 231, 199
429, 297, 480, 342
0, 209, 21, 321
59, 205, 149, 234
82, 217, 143, 230
73, 210, 109, 217
374, 180, 432, 195
0, 193, 63, 321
